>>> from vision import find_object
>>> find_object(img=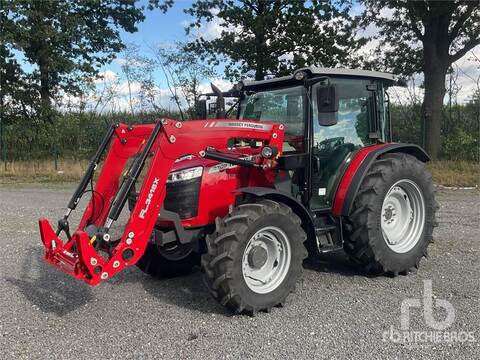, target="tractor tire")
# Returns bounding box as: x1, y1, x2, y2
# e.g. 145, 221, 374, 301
344, 153, 437, 275
136, 242, 200, 278
202, 199, 307, 315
